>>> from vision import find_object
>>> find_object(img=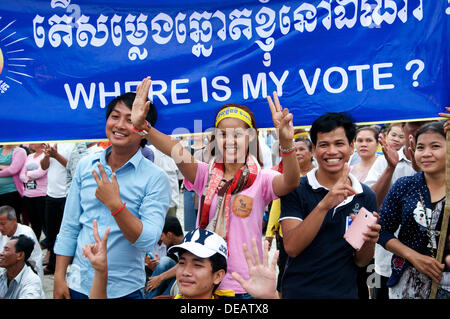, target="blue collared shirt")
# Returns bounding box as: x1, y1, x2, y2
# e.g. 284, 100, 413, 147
54, 146, 170, 298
